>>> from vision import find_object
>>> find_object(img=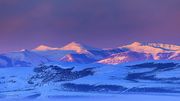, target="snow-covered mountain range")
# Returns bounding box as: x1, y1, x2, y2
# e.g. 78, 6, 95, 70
0, 42, 180, 99
0, 42, 179, 67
